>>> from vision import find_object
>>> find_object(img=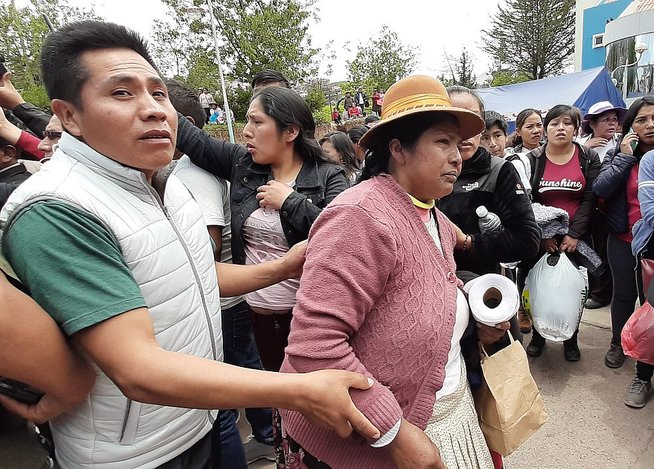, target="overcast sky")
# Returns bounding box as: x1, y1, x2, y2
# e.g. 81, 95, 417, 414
20, 0, 501, 82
